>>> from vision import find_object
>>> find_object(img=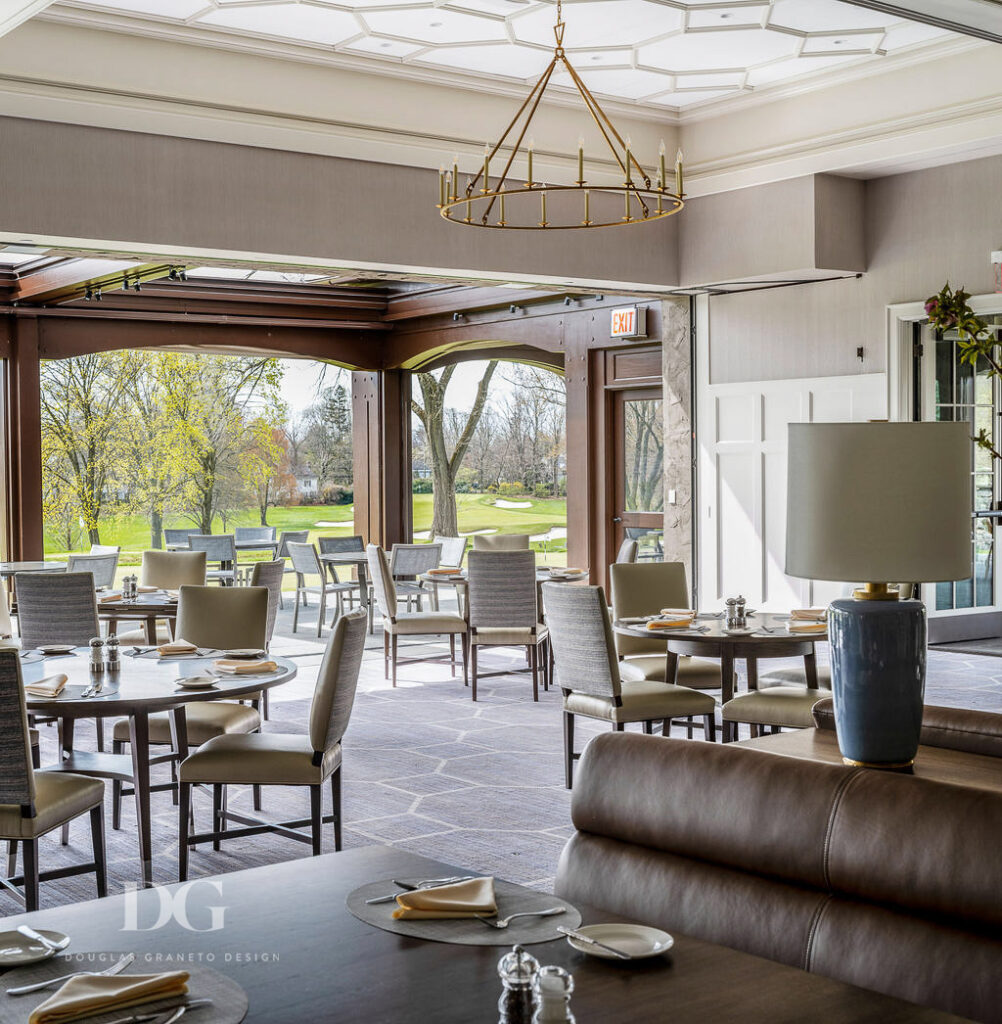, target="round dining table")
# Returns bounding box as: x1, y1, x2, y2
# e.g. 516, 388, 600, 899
23, 650, 297, 886
613, 615, 825, 703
